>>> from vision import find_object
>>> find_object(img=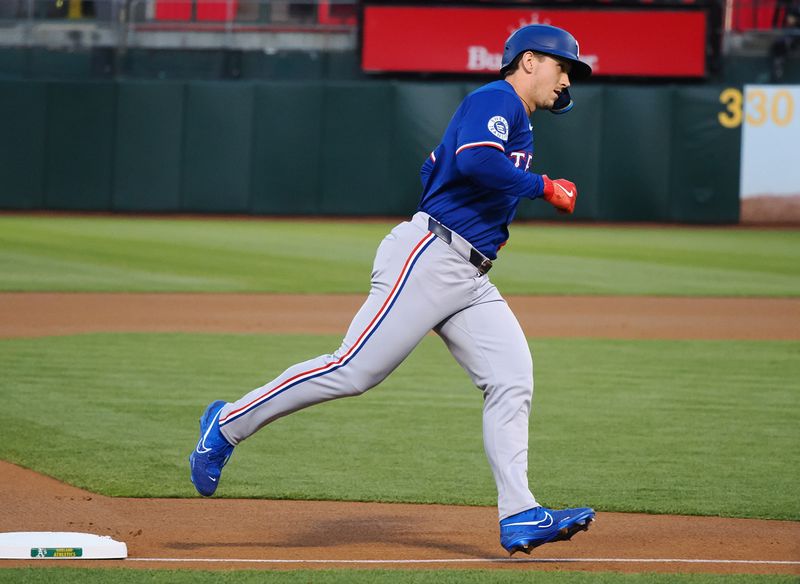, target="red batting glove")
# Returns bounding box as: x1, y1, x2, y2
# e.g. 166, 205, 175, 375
541, 175, 578, 214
